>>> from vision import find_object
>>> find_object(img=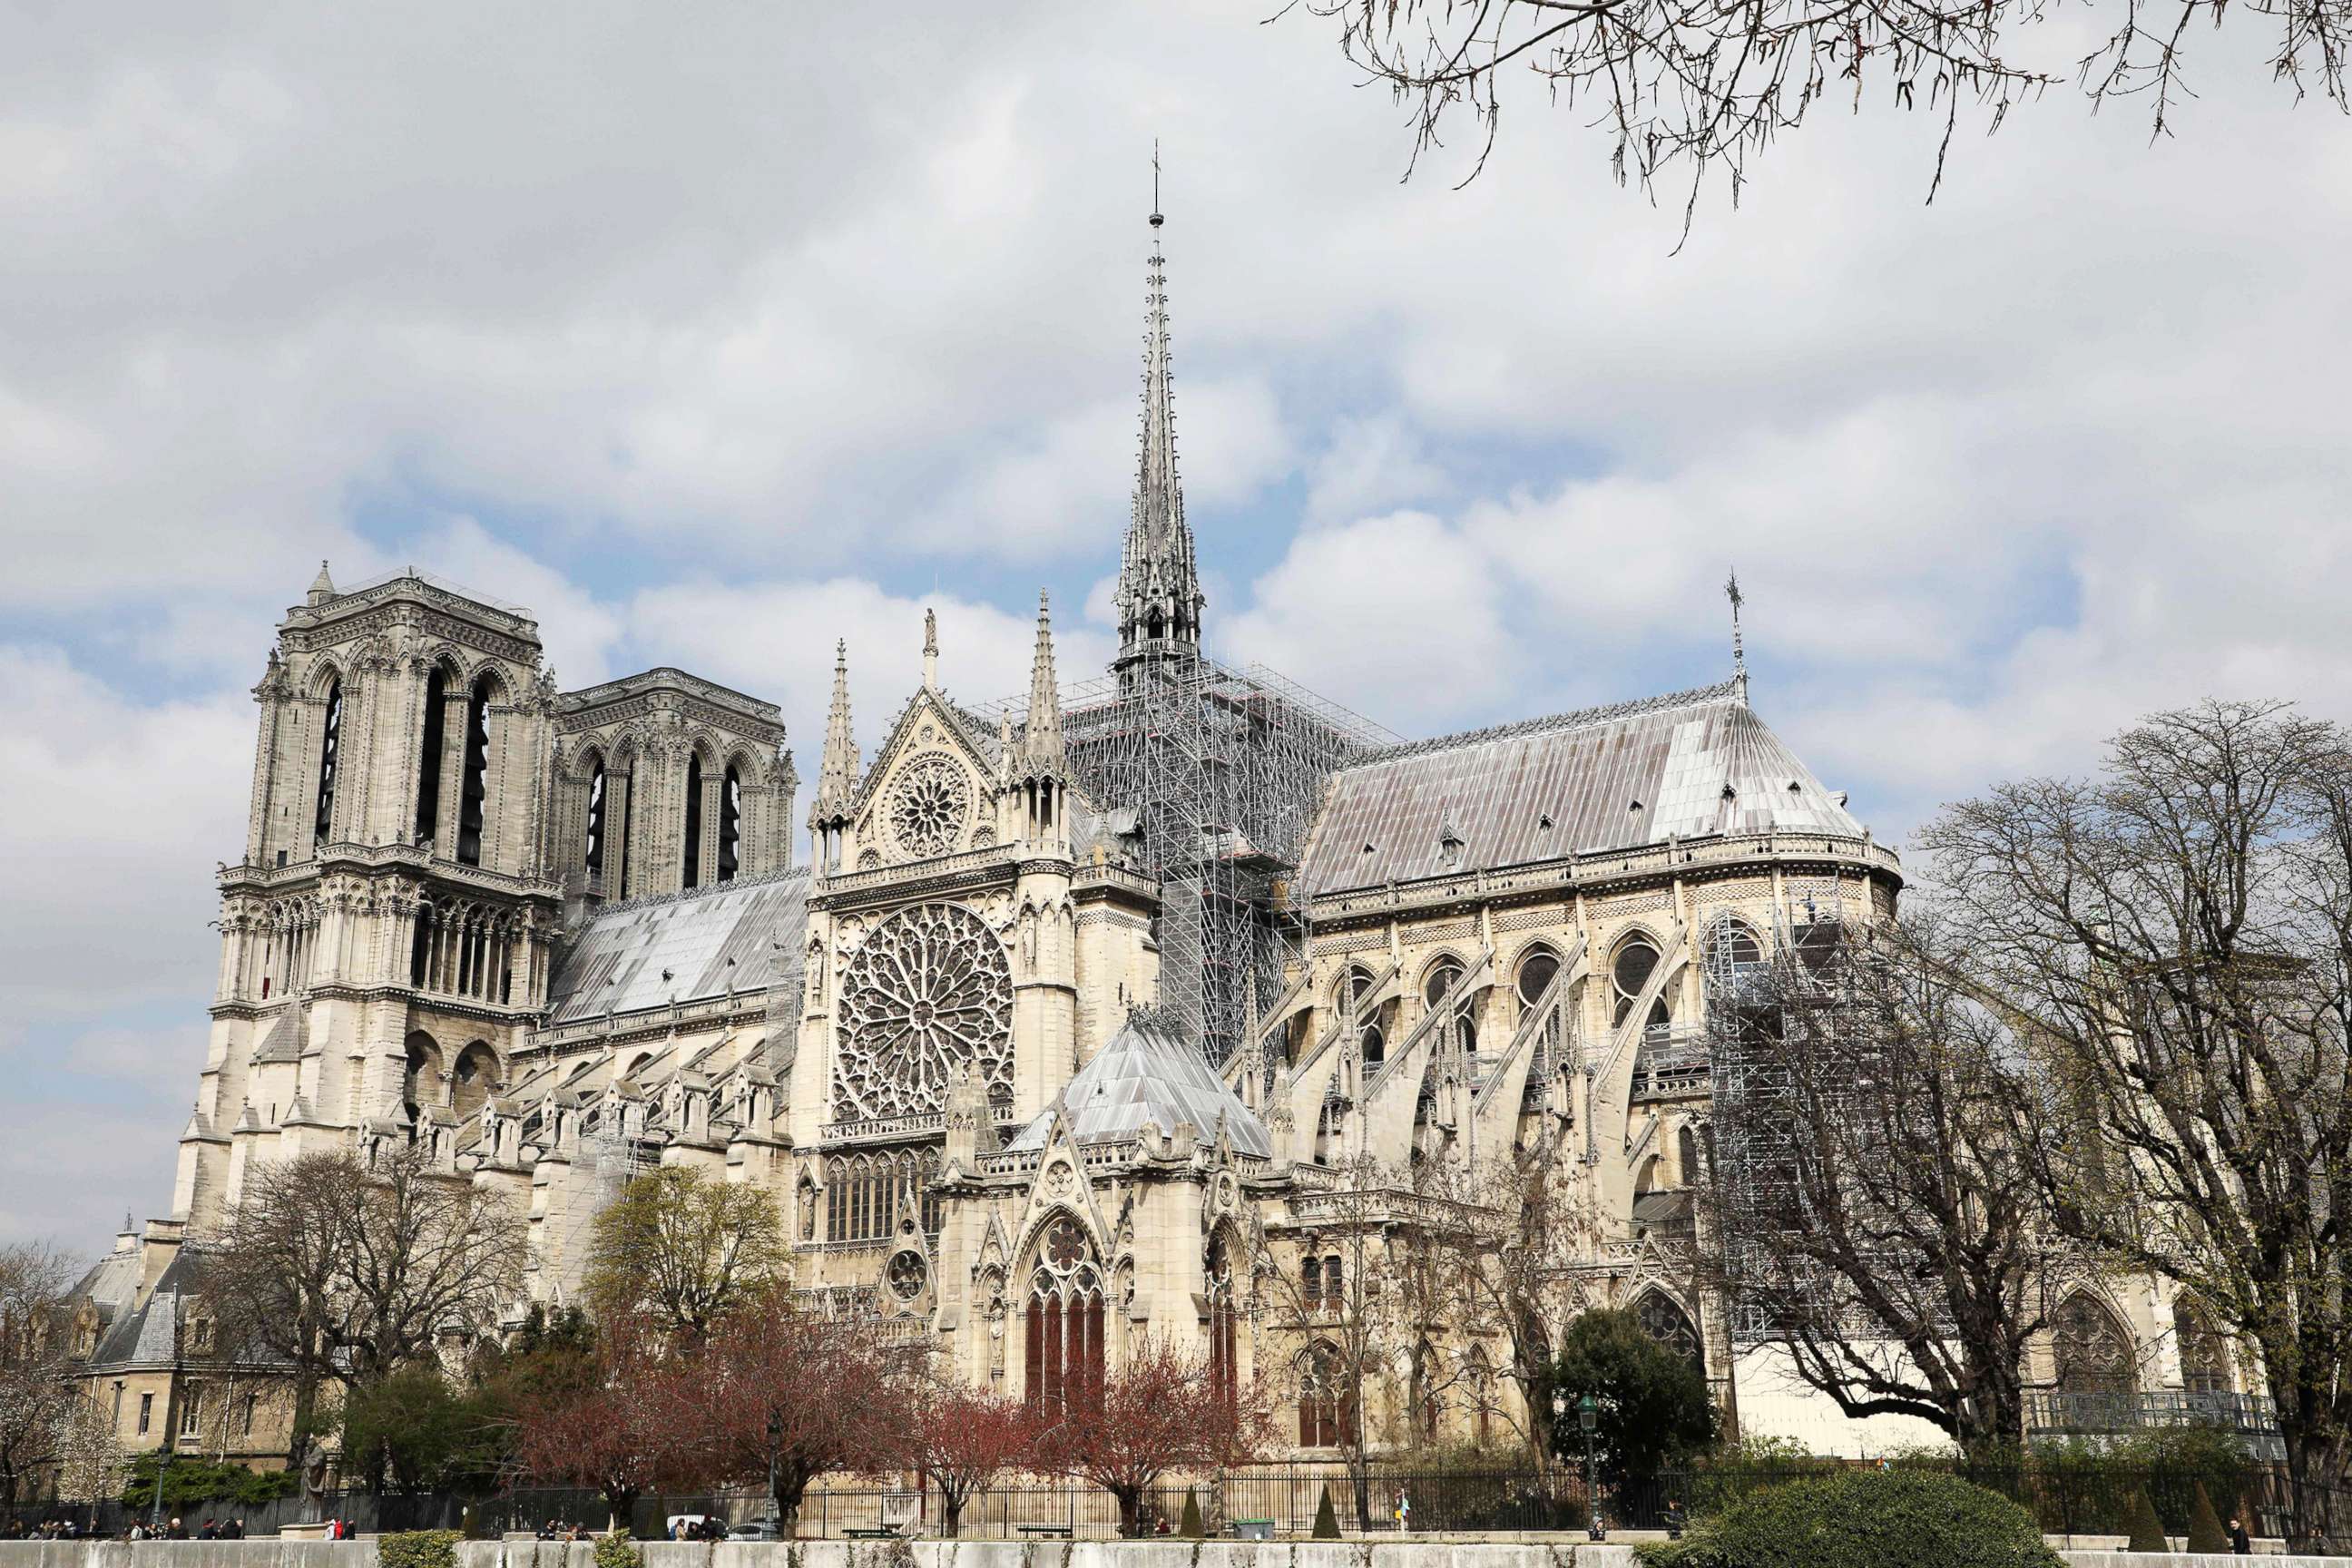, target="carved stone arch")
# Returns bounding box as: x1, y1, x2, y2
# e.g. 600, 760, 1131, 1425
566, 740, 609, 782
305, 655, 348, 700
449, 1041, 501, 1121
1702, 910, 1767, 965
462, 659, 517, 704
1631, 1286, 1705, 1373
1414, 946, 1475, 1000
720, 742, 763, 784
2053, 1289, 2139, 1395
